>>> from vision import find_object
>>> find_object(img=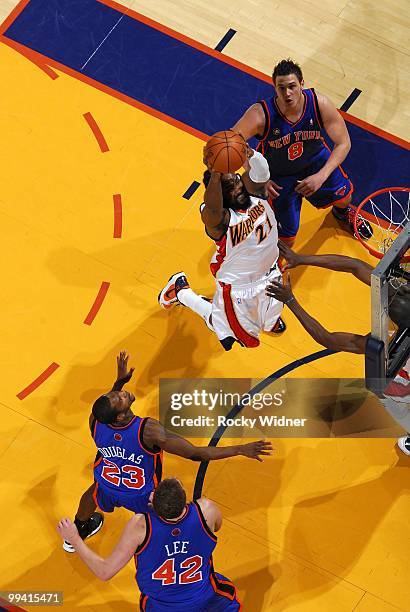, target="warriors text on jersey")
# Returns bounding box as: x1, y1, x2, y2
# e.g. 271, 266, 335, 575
257, 88, 327, 177
92, 416, 162, 497
210, 196, 279, 287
